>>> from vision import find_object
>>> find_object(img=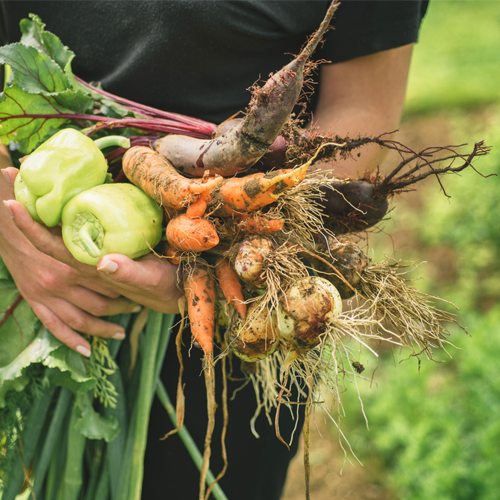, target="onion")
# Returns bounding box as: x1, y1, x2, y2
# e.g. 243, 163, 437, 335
233, 236, 273, 288
229, 302, 279, 362
277, 277, 342, 350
